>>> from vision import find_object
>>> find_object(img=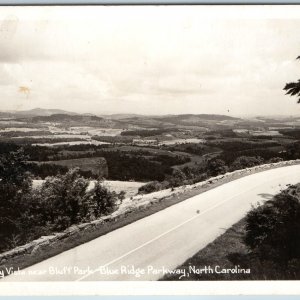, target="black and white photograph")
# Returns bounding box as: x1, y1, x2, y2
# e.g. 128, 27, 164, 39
0, 4, 300, 290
